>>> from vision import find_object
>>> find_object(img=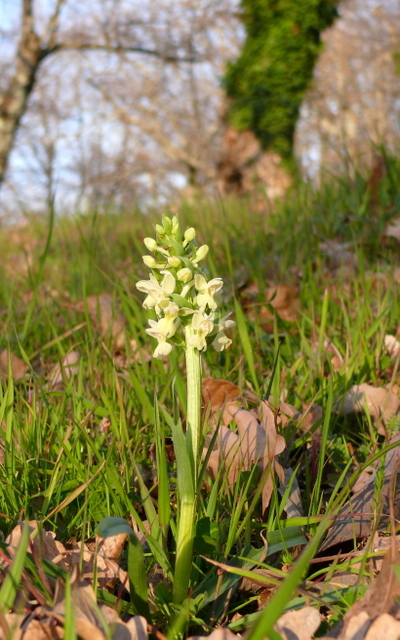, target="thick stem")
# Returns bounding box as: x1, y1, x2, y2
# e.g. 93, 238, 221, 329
184, 324, 202, 477
173, 500, 196, 604
172, 326, 201, 604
